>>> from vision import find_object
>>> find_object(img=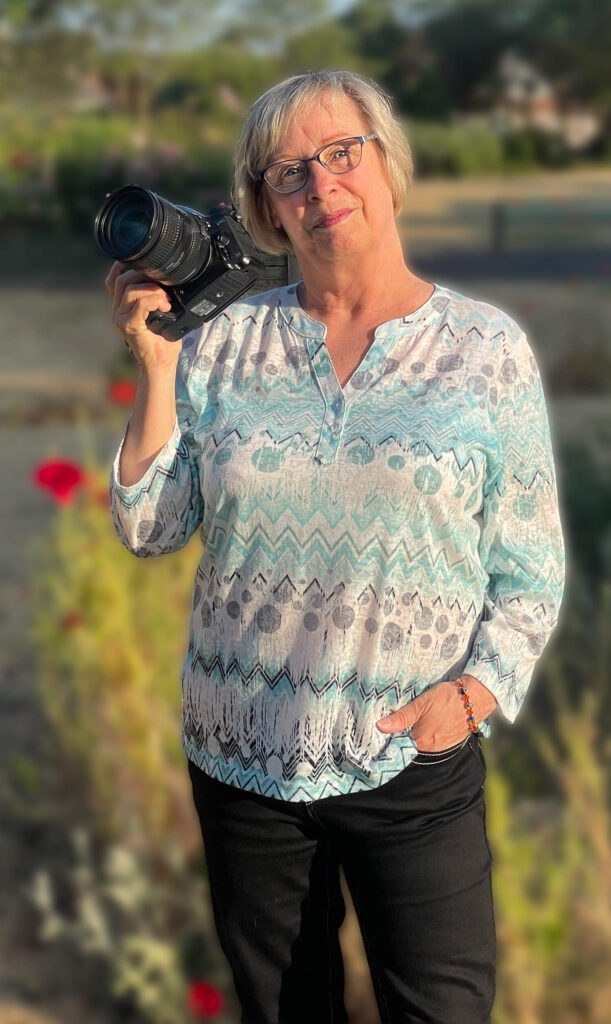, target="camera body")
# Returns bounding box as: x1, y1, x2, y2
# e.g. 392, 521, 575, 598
145, 203, 289, 341
95, 185, 292, 341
